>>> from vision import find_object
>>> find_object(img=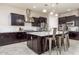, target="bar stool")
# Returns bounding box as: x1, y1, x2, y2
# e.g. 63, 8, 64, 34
64, 33, 70, 51
60, 24, 70, 52
44, 28, 57, 55
44, 27, 70, 55
56, 27, 70, 54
